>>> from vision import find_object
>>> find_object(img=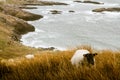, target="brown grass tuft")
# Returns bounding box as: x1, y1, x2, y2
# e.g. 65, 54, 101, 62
0, 49, 120, 80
